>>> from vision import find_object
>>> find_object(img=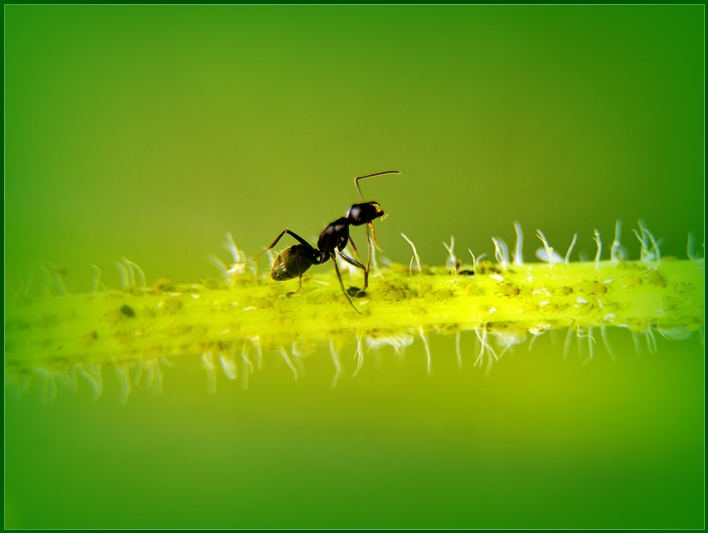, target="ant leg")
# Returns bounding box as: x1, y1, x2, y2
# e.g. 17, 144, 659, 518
368, 222, 384, 252
338, 248, 369, 295
296, 253, 309, 293
338, 250, 366, 271
287, 259, 304, 296
252, 229, 312, 262
356, 224, 381, 293
352, 233, 372, 292
347, 236, 366, 267
330, 253, 361, 314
